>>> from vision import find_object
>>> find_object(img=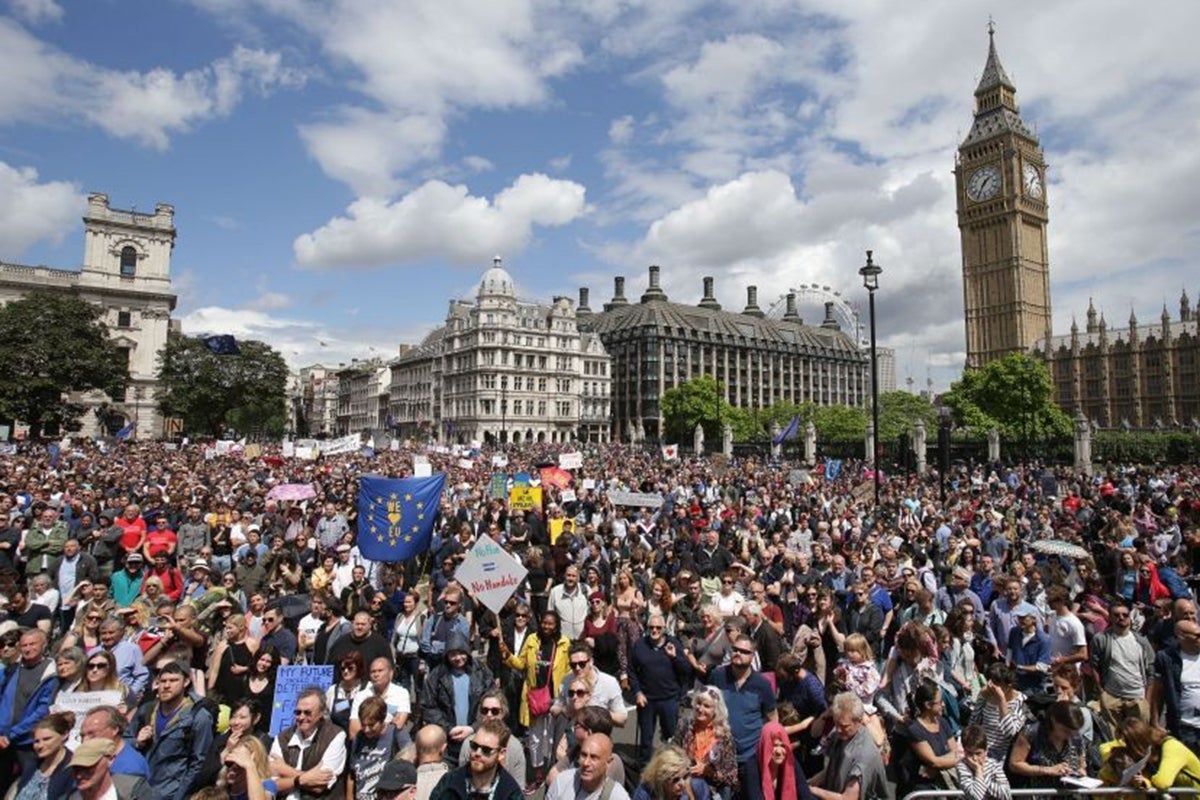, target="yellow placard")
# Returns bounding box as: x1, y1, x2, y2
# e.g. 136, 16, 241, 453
509, 486, 543, 511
